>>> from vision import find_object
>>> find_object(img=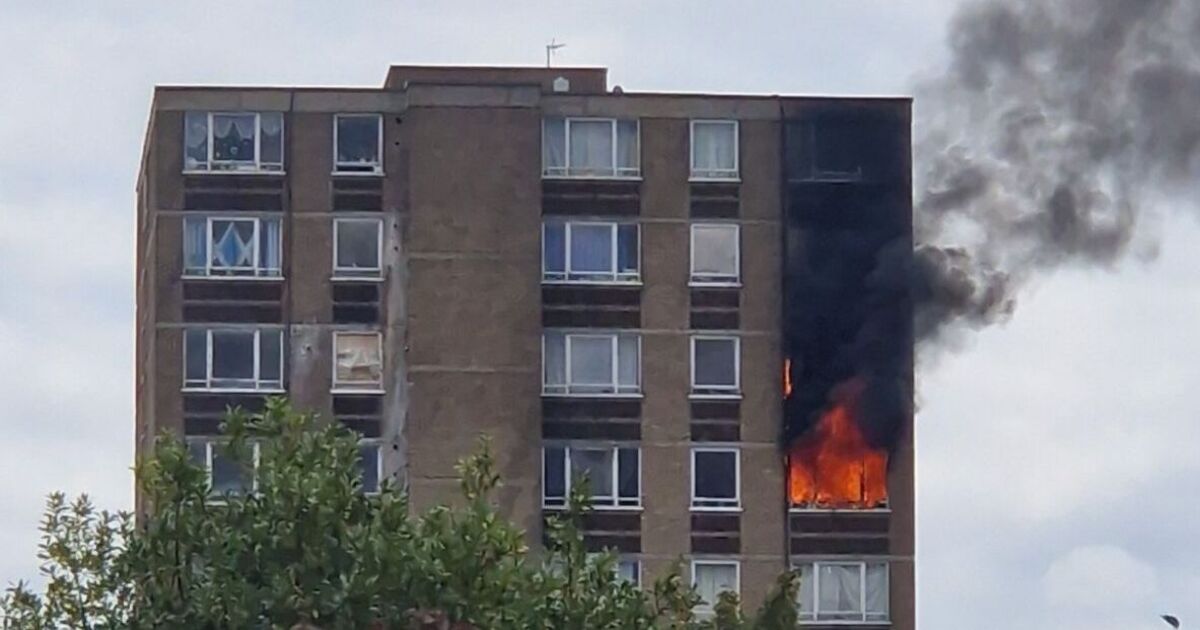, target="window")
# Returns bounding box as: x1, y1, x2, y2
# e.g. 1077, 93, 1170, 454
543, 331, 640, 396
333, 332, 383, 391
543, 117, 639, 178
691, 448, 740, 509
543, 445, 640, 508
334, 114, 383, 174
795, 561, 889, 623
692, 560, 740, 613
542, 221, 639, 283
690, 224, 740, 284
358, 441, 382, 494
616, 558, 641, 586
184, 328, 284, 391
184, 111, 284, 173
183, 217, 282, 278
333, 219, 383, 278
691, 336, 740, 396
691, 120, 739, 180
187, 440, 258, 496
